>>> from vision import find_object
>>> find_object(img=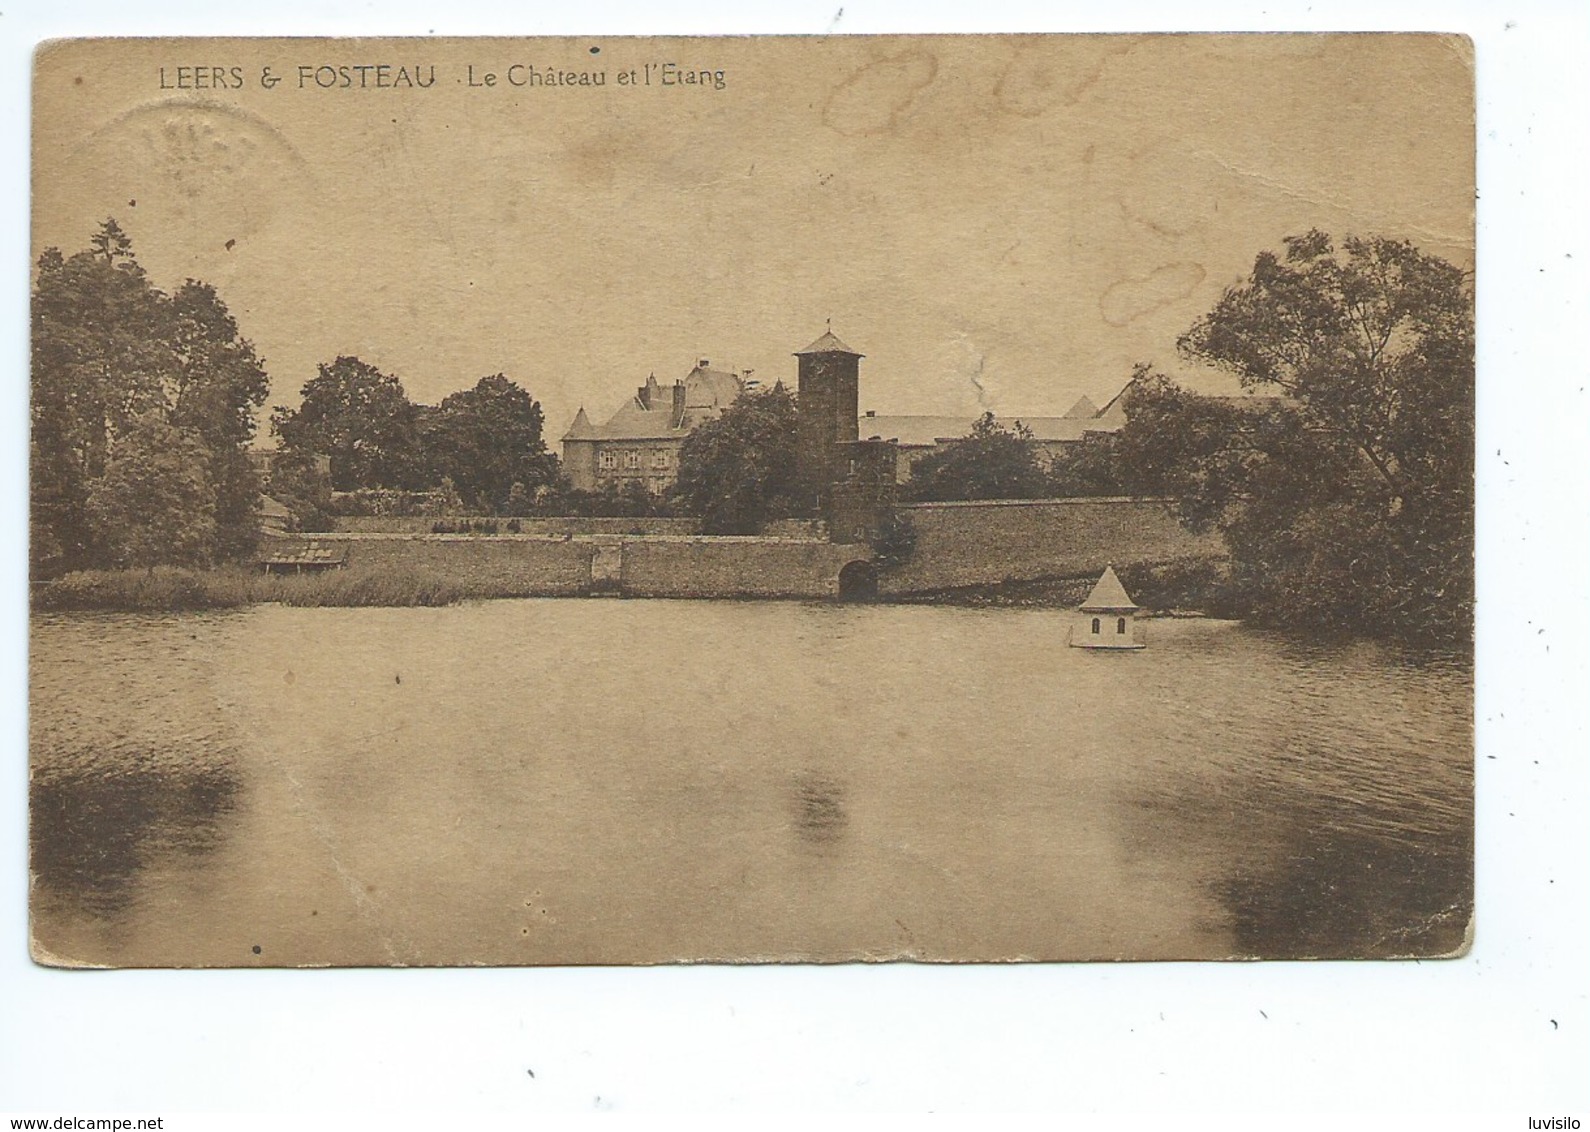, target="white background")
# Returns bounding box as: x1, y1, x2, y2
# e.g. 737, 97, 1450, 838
2, 0, 1587, 1117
